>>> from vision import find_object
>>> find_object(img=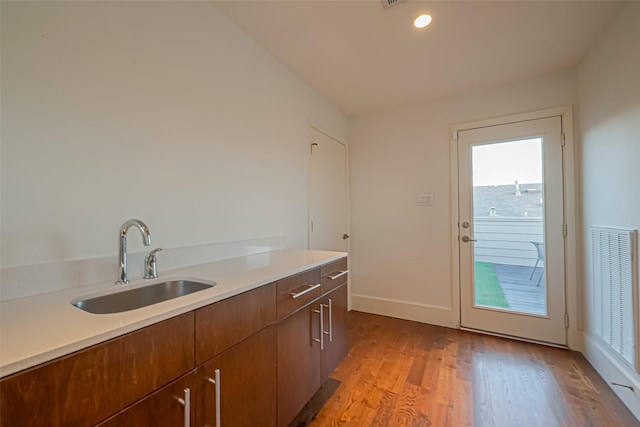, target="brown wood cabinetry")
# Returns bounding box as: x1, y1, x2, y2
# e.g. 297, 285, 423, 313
321, 283, 348, 382
0, 256, 348, 427
277, 303, 323, 426
320, 257, 348, 294
195, 283, 276, 365
276, 265, 349, 427
98, 371, 196, 427
197, 325, 277, 427
276, 267, 321, 320
0, 313, 194, 427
